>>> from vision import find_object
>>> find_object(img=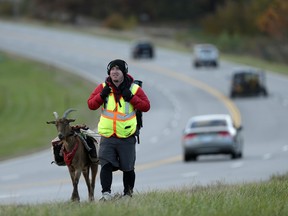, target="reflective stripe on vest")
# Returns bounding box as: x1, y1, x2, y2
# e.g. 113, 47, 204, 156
98, 83, 139, 138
